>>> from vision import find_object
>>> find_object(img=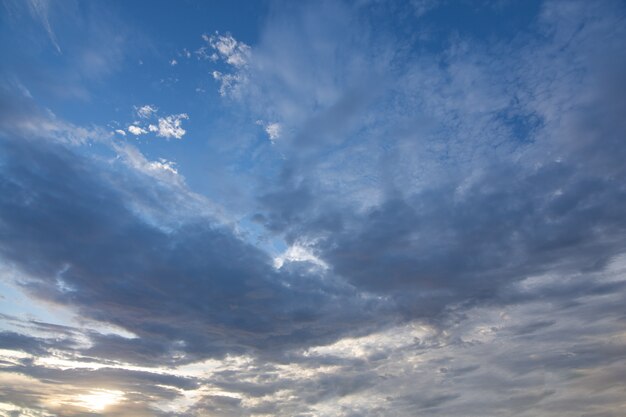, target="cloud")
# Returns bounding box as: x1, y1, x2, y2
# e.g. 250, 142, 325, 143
0, 83, 105, 145
0, 131, 381, 367
220, 0, 626, 316
205, 32, 250, 68
2, 266, 625, 416
123, 107, 189, 139
256, 120, 281, 142
2, 0, 147, 107
26, 0, 61, 53
127, 125, 147, 135
155, 113, 189, 139
148, 158, 178, 175
204, 32, 252, 98
264, 122, 281, 142
2, 1, 626, 415
211, 70, 246, 98
273, 243, 327, 270
114, 143, 183, 187
135, 105, 158, 119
